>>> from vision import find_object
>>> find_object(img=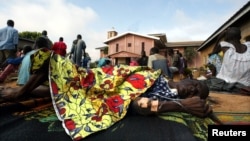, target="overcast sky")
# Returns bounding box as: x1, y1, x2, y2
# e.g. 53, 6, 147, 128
0, 0, 249, 61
